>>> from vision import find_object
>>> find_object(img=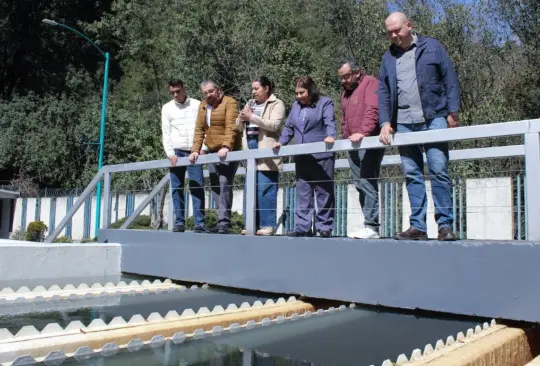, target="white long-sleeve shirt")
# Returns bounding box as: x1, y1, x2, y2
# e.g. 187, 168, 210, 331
161, 97, 201, 156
